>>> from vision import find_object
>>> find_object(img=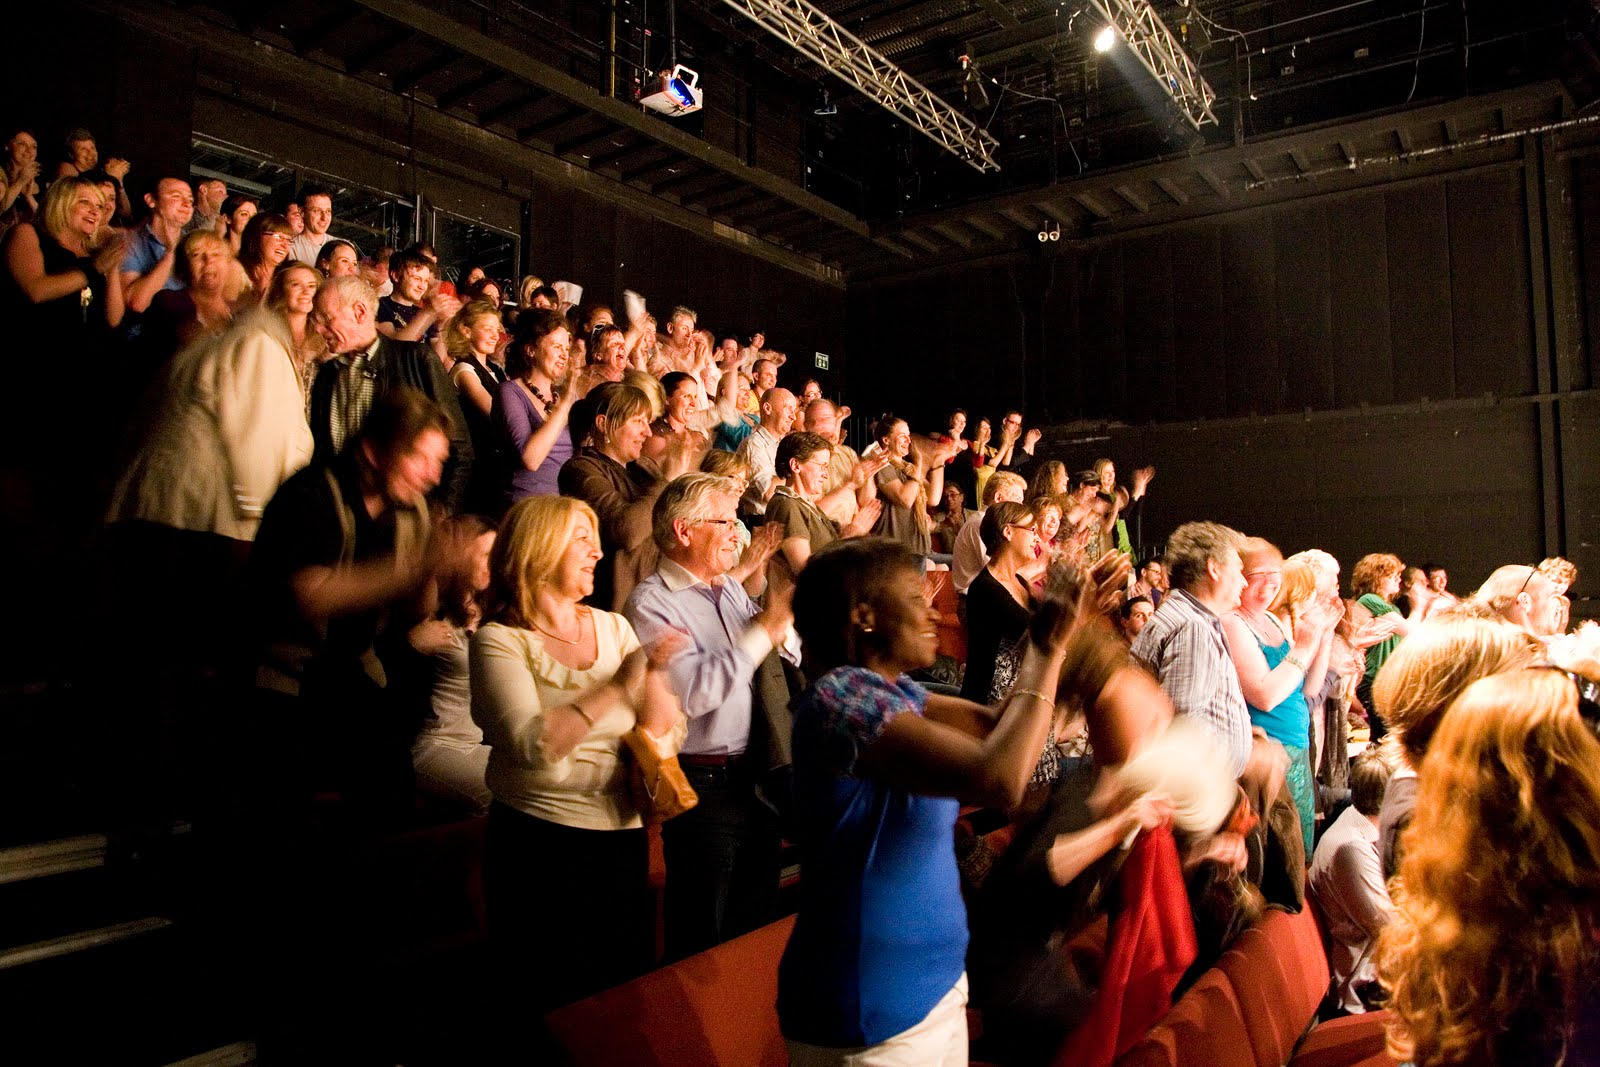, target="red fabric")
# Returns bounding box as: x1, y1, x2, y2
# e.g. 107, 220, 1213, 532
1054, 825, 1198, 1067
